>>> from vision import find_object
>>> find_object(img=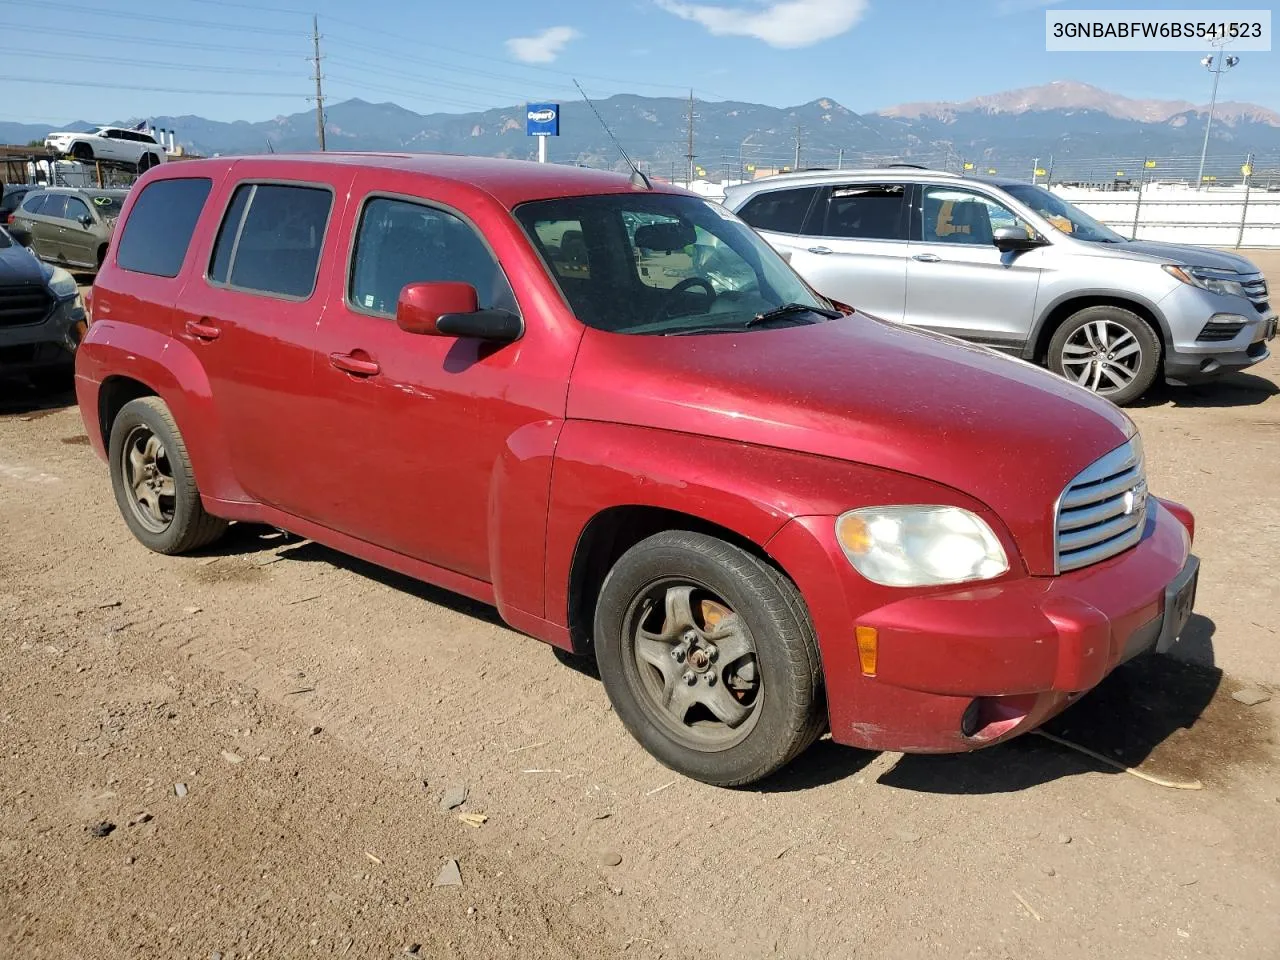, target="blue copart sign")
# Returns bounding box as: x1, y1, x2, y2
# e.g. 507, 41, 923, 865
526, 103, 559, 137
